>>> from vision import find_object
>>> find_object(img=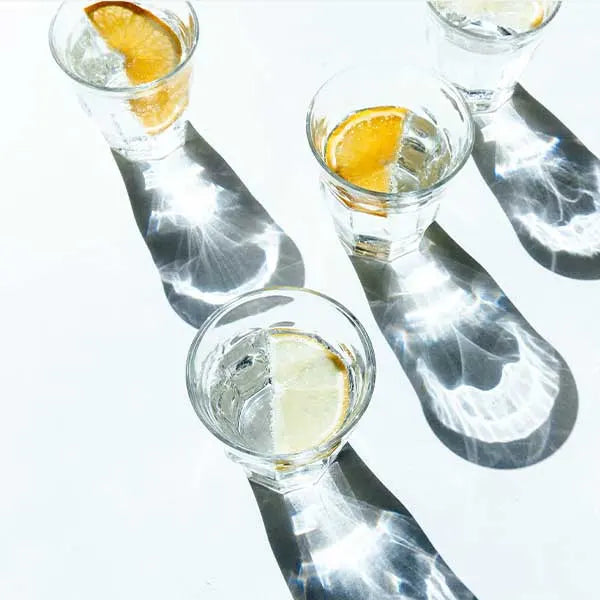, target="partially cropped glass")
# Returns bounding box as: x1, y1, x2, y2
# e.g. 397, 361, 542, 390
49, 1, 199, 159
186, 287, 376, 492
427, 1, 562, 113
307, 64, 473, 262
